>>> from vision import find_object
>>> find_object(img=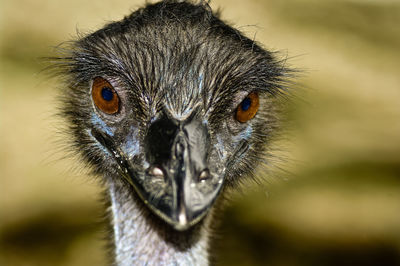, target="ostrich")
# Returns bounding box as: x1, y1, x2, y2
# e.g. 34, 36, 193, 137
54, 0, 289, 265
